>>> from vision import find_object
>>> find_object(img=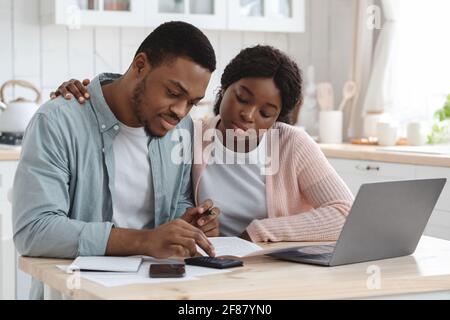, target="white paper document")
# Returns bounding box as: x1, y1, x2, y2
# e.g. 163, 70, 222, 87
196, 237, 283, 258
66, 256, 143, 273
196, 237, 328, 258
